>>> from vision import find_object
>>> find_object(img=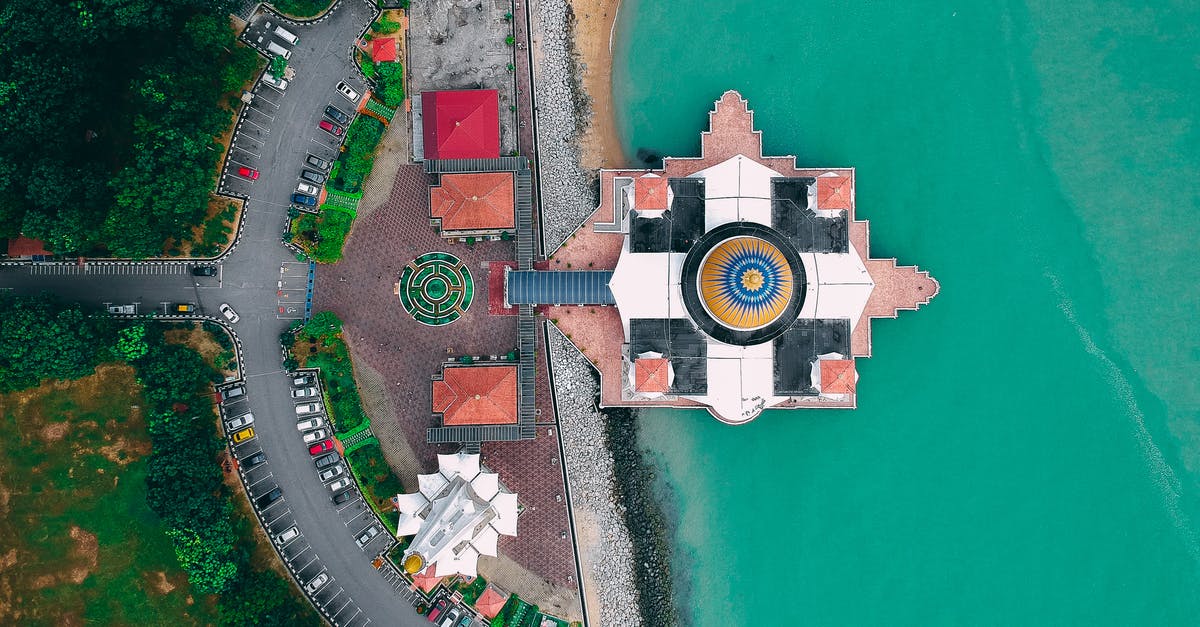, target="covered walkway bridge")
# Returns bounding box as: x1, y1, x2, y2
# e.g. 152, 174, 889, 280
505, 270, 615, 306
